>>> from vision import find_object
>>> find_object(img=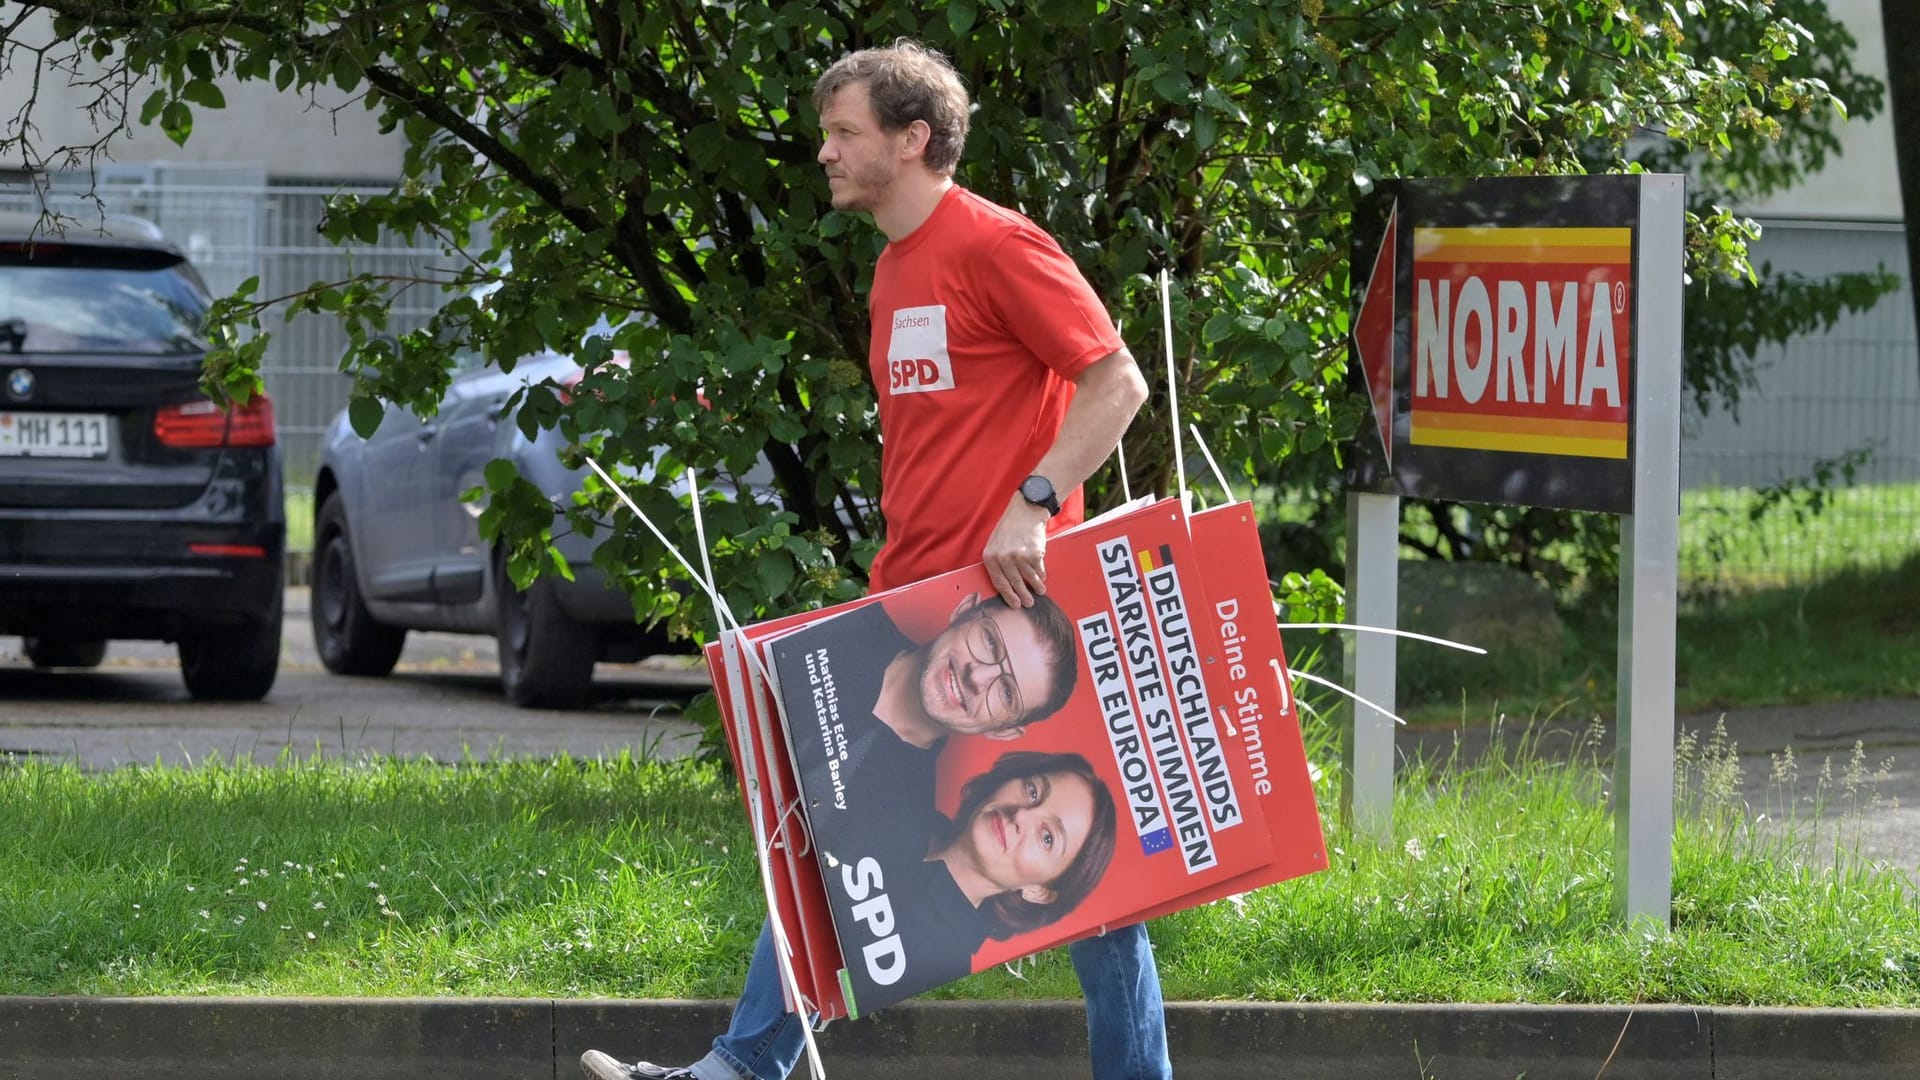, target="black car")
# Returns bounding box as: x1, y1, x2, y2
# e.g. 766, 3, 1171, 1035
0, 212, 284, 700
